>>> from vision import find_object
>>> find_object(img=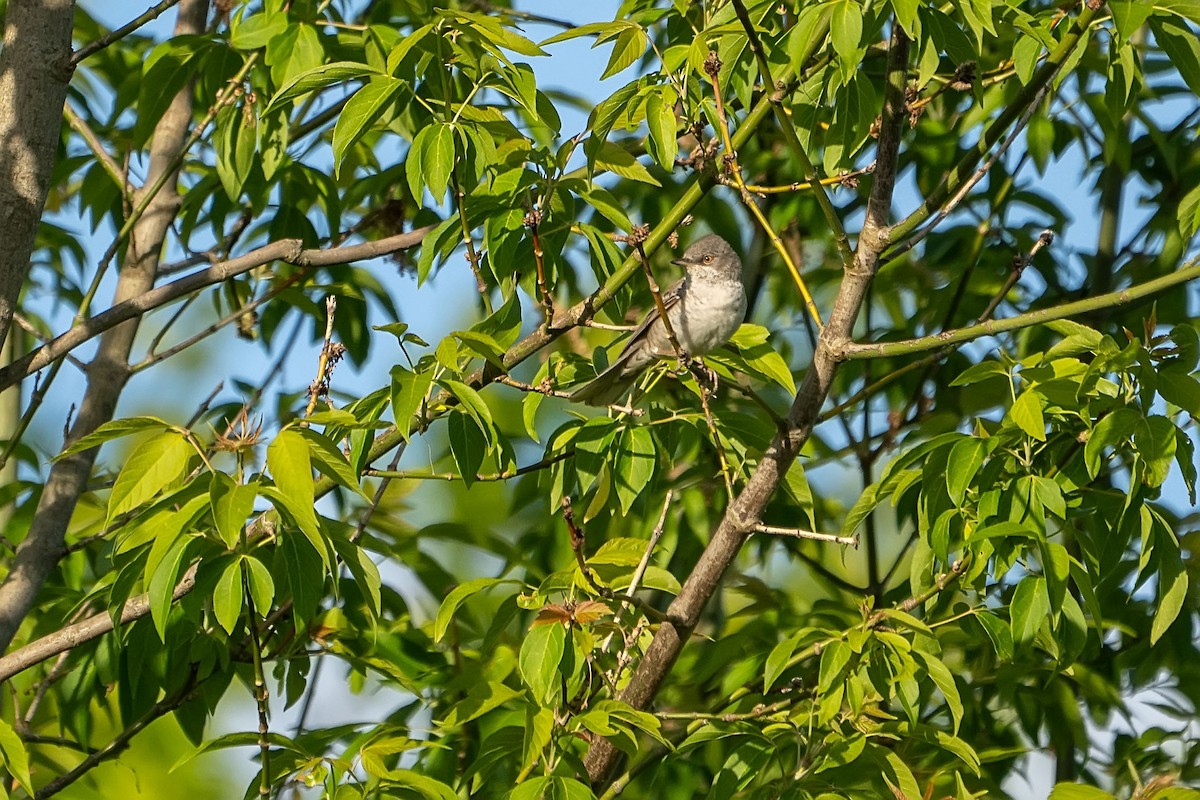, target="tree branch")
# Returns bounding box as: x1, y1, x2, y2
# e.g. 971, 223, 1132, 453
582, 21, 912, 788
34, 668, 201, 798
70, 0, 185, 65
0, 0, 74, 354
0, 226, 433, 391
0, 0, 211, 656
841, 255, 1200, 361
0, 563, 199, 682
